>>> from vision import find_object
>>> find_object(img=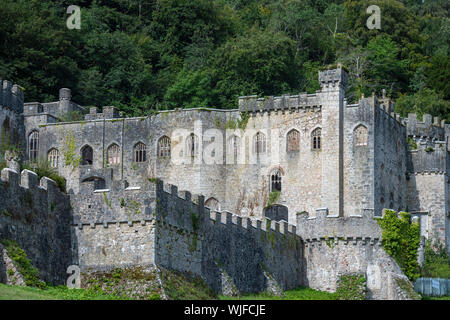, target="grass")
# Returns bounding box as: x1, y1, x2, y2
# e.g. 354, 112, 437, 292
0, 284, 124, 300
220, 286, 338, 300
